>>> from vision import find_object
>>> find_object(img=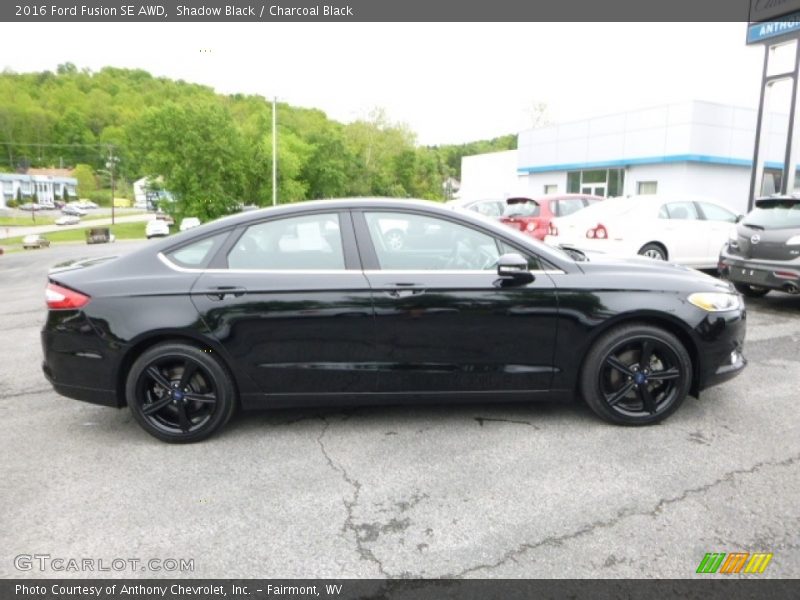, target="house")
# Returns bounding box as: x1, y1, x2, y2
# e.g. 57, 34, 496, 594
0, 170, 78, 209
